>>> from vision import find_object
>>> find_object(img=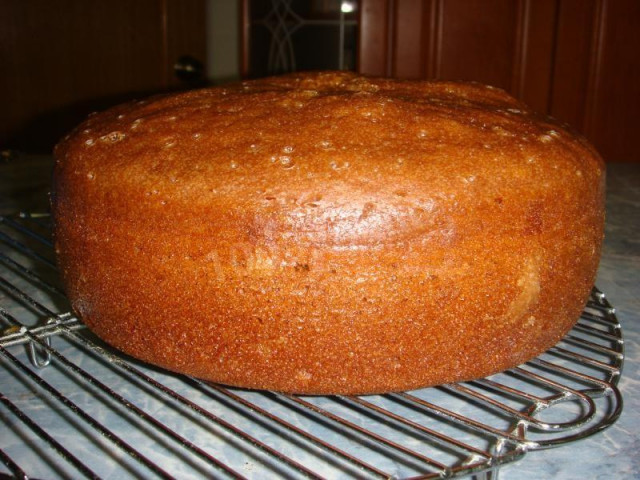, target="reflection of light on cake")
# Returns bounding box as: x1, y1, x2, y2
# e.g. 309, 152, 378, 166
341, 1, 356, 13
